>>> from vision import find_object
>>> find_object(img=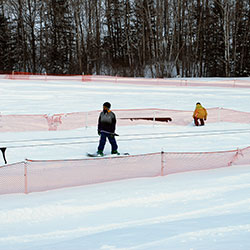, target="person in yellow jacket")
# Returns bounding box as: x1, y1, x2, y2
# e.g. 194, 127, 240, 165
193, 102, 207, 126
